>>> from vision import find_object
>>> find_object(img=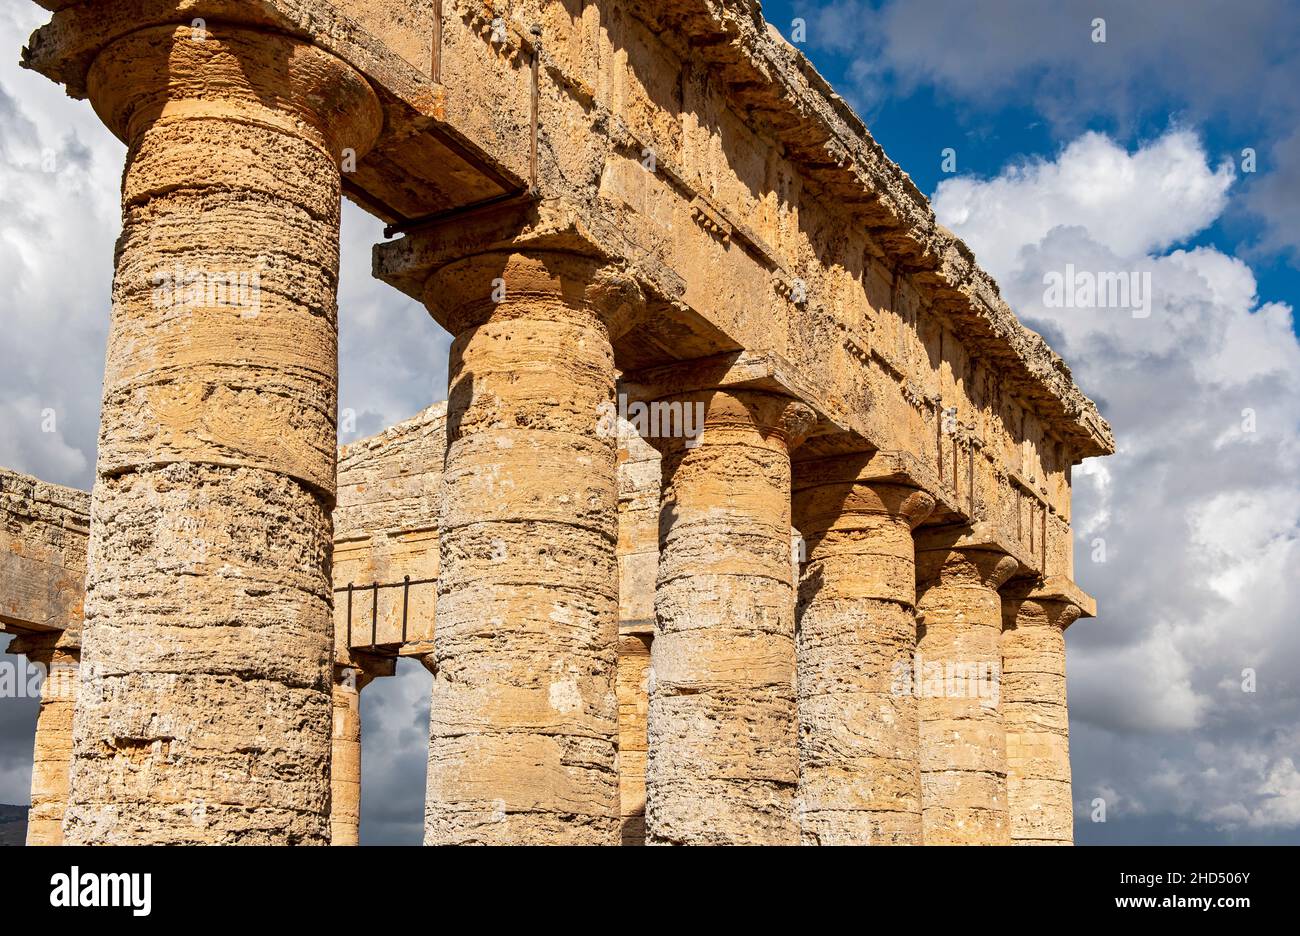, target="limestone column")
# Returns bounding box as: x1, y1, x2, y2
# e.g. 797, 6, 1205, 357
8, 634, 79, 846
646, 389, 815, 845
330, 663, 380, 847
64, 26, 382, 844
422, 251, 636, 845
791, 457, 934, 844
915, 539, 1018, 844
1001, 593, 1081, 844
617, 631, 653, 846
